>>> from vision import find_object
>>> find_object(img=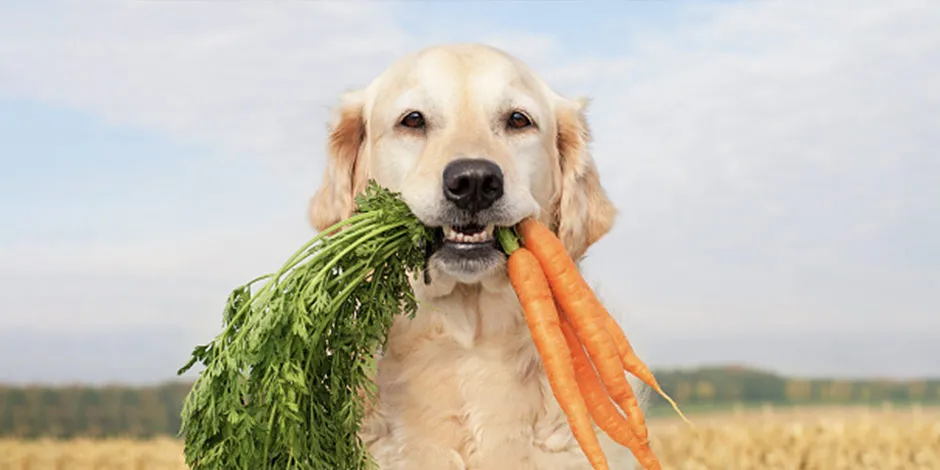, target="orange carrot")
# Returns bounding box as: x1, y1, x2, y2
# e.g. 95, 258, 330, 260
514, 217, 690, 422
504, 244, 609, 470
603, 313, 691, 425
558, 310, 662, 470
516, 218, 652, 442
